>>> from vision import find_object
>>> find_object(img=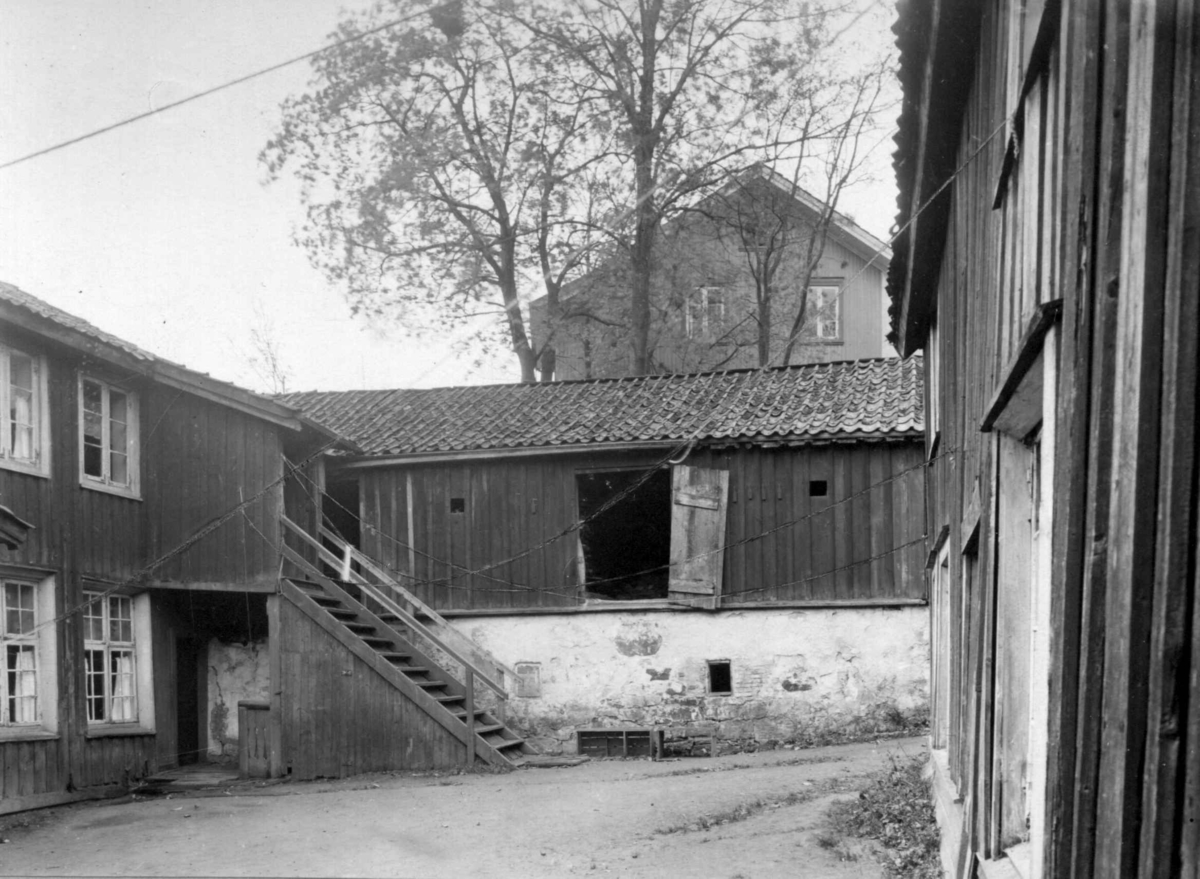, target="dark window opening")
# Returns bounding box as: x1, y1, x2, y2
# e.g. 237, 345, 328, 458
323, 479, 361, 548
809, 479, 828, 498
708, 660, 732, 694
449, 497, 465, 514
577, 468, 671, 600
